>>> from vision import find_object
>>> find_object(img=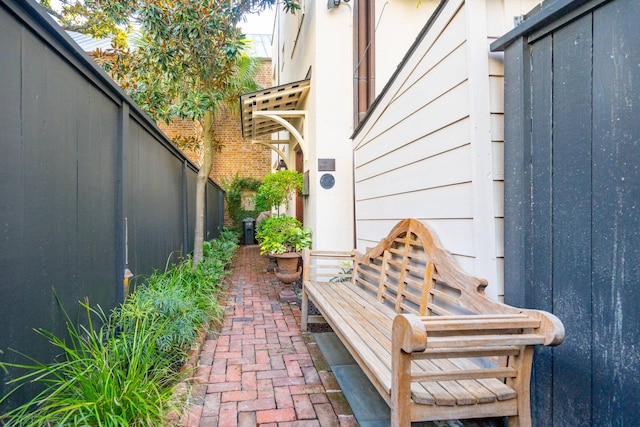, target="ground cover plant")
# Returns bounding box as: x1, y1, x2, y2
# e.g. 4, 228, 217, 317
0, 230, 238, 426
